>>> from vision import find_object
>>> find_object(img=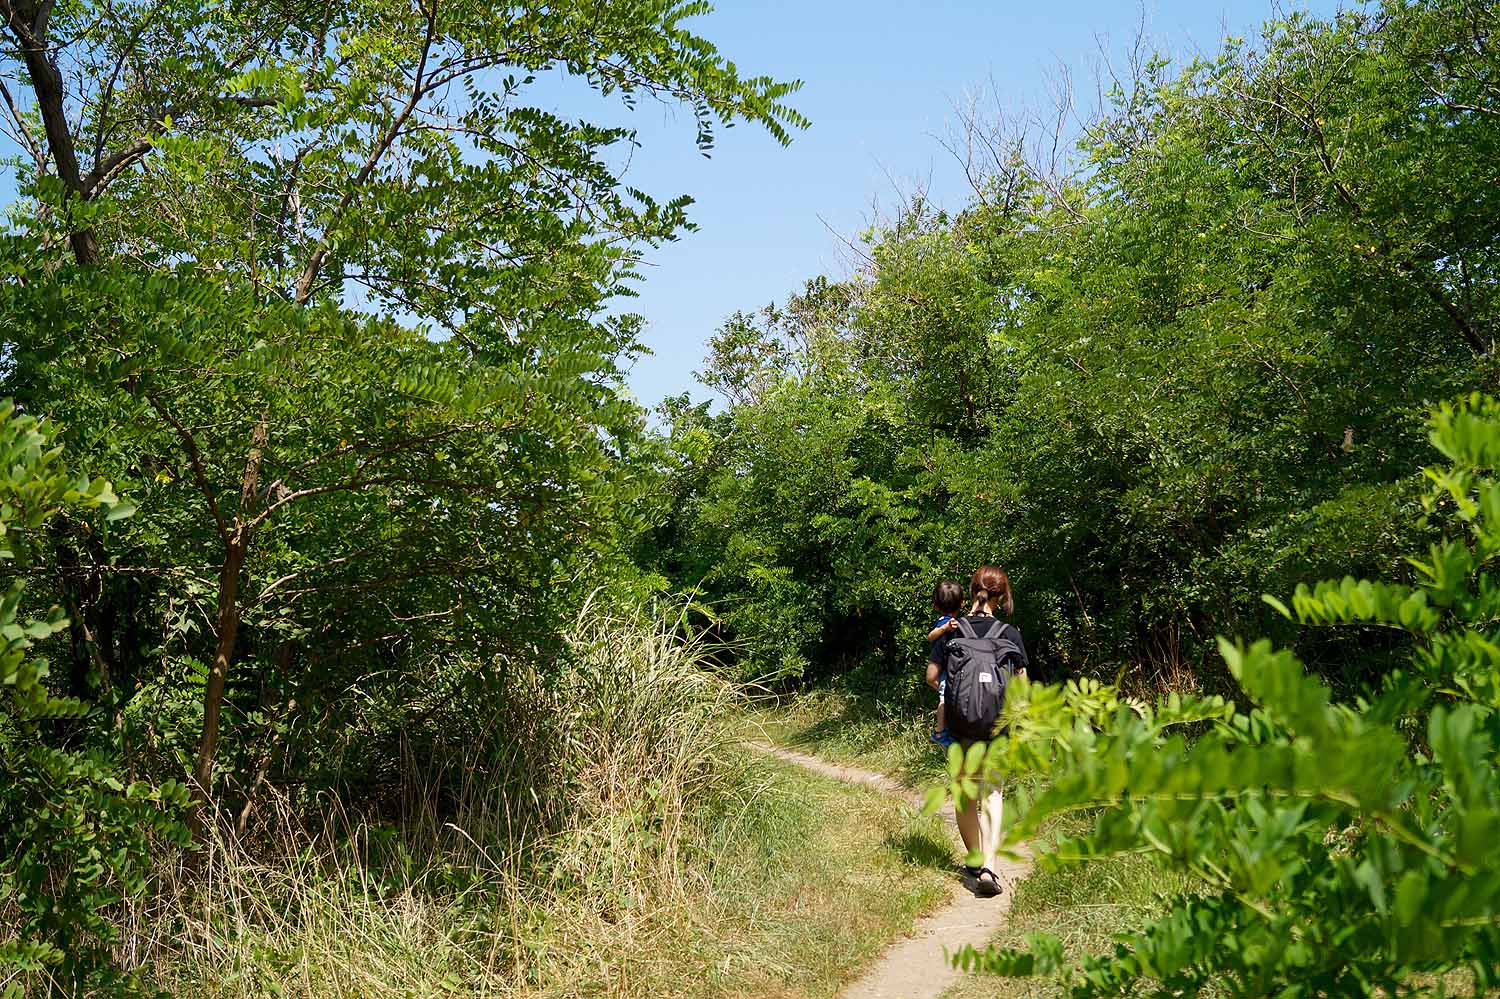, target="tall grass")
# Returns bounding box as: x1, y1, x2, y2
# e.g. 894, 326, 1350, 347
127, 606, 772, 998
